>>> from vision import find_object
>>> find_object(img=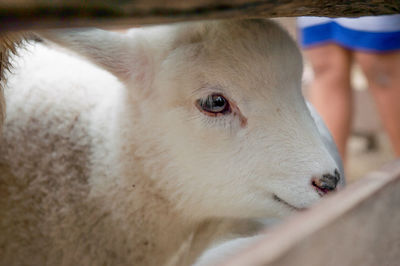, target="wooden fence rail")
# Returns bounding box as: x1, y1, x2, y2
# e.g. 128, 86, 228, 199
1, 0, 400, 31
